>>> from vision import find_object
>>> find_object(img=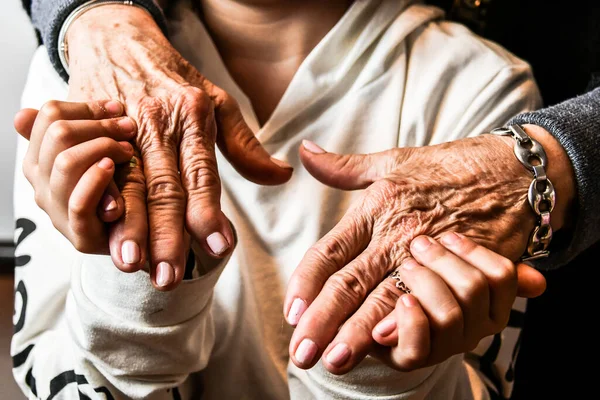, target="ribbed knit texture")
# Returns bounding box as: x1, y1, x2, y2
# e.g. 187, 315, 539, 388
29, 0, 169, 82
510, 86, 600, 270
